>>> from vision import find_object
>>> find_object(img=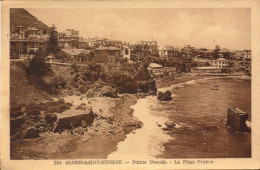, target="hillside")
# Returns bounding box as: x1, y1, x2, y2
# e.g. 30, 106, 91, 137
10, 8, 49, 31
10, 61, 52, 107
